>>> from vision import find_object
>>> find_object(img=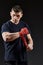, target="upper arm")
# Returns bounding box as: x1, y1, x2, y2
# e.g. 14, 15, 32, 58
25, 23, 33, 41
1, 23, 10, 41
1, 23, 10, 33
2, 32, 10, 41
27, 33, 33, 45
